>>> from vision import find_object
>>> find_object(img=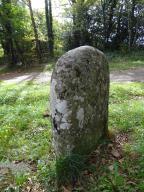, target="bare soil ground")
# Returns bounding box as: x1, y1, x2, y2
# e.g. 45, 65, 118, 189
110, 67, 144, 82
